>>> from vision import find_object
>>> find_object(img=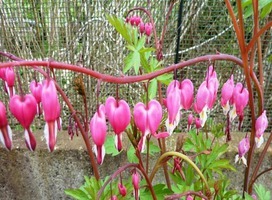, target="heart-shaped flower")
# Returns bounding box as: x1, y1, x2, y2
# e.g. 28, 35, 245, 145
134, 100, 162, 152
235, 136, 250, 166
166, 80, 181, 135
180, 79, 194, 110
0, 101, 12, 150
255, 110, 268, 148
5, 67, 15, 97
230, 83, 249, 125
194, 81, 212, 127
105, 96, 131, 151
90, 104, 107, 165
221, 75, 234, 115
42, 79, 61, 152
9, 94, 37, 151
